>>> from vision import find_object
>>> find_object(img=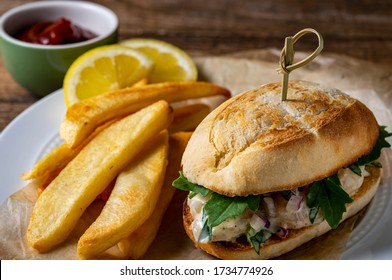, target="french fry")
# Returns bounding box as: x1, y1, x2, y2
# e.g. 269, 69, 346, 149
35, 169, 62, 195
77, 130, 169, 259
132, 78, 148, 87
22, 118, 120, 181
23, 77, 147, 182
60, 81, 230, 148
117, 132, 192, 259
27, 100, 172, 252
21, 144, 75, 181
170, 103, 210, 133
